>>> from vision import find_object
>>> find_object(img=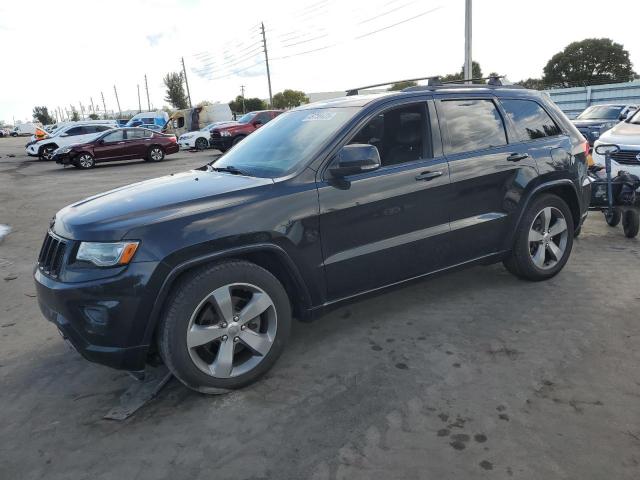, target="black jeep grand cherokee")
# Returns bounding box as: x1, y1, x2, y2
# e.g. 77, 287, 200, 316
35, 84, 591, 393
